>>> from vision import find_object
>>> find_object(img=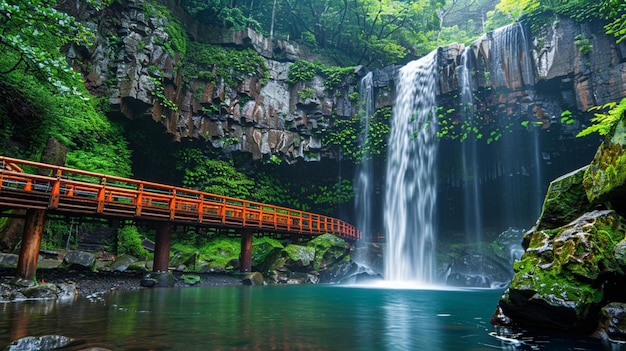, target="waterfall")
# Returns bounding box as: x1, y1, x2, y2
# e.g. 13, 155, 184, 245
384, 51, 438, 283
459, 47, 483, 244
490, 22, 544, 226
355, 72, 375, 241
